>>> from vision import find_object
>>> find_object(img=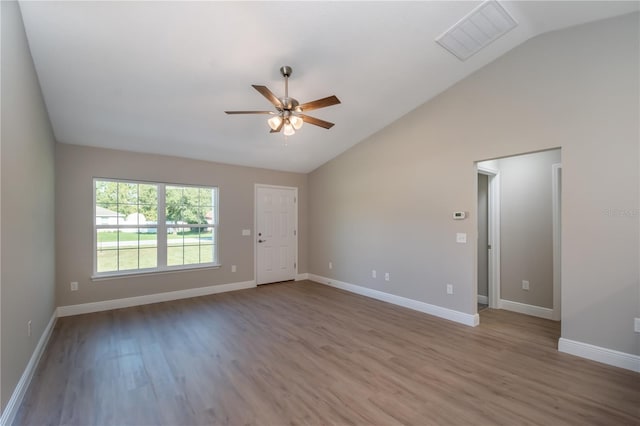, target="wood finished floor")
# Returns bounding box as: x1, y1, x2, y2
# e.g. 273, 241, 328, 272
15, 281, 640, 426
